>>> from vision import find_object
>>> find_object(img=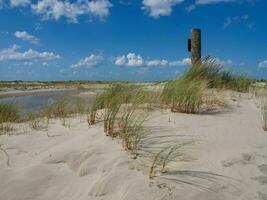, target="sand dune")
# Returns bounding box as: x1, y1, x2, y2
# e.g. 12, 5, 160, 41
0, 92, 267, 200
